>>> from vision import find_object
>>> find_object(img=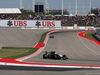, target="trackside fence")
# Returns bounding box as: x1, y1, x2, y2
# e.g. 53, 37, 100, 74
94, 28, 100, 41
